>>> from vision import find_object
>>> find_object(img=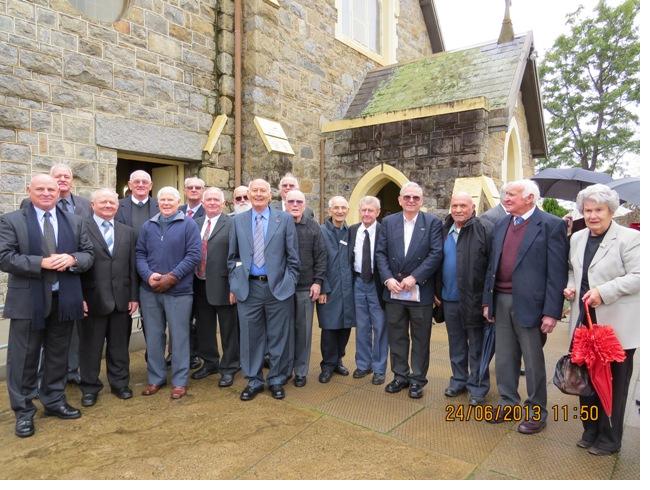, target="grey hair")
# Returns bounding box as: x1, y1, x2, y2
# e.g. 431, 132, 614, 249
504, 179, 540, 202
157, 186, 181, 201
248, 178, 271, 192
399, 181, 423, 196
202, 186, 225, 201
280, 172, 299, 187
359, 196, 380, 210
49, 163, 73, 177
576, 184, 619, 214
90, 187, 119, 202
233, 185, 248, 195
328, 195, 349, 208
286, 189, 306, 201
184, 176, 205, 187
129, 170, 151, 182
